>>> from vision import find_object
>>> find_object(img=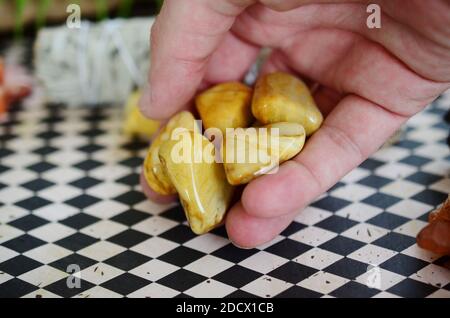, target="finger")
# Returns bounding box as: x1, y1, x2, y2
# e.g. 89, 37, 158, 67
139, 0, 255, 120
242, 94, 407, 218
226, 202, 297, 248
140, 171, 178, 204
417, 220, 450, 255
